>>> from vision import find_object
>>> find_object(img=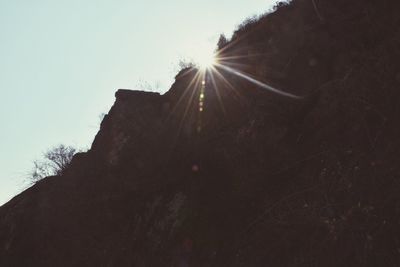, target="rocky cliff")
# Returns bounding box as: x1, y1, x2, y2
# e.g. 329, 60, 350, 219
1, 0, 400, 266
